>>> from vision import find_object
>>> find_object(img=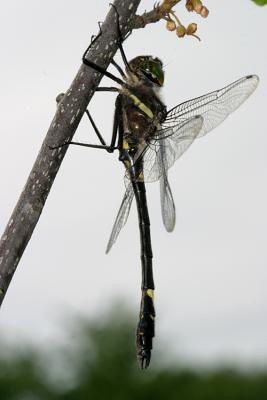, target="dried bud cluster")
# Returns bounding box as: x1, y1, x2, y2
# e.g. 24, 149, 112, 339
162, 0, 209, 41
186, 0, 209, 18
165, 18, 200, 40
